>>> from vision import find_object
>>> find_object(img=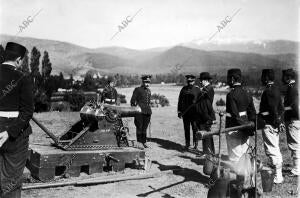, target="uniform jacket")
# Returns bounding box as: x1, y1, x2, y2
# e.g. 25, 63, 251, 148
131, 85, 152, 115
195, 85, 216, 123
259, 84, 284, 126
0, 64, 34, 139
101, 84, 118, 103
177, 84, 200, 120
284, 82, 299, 121
225, 85, 256, 128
